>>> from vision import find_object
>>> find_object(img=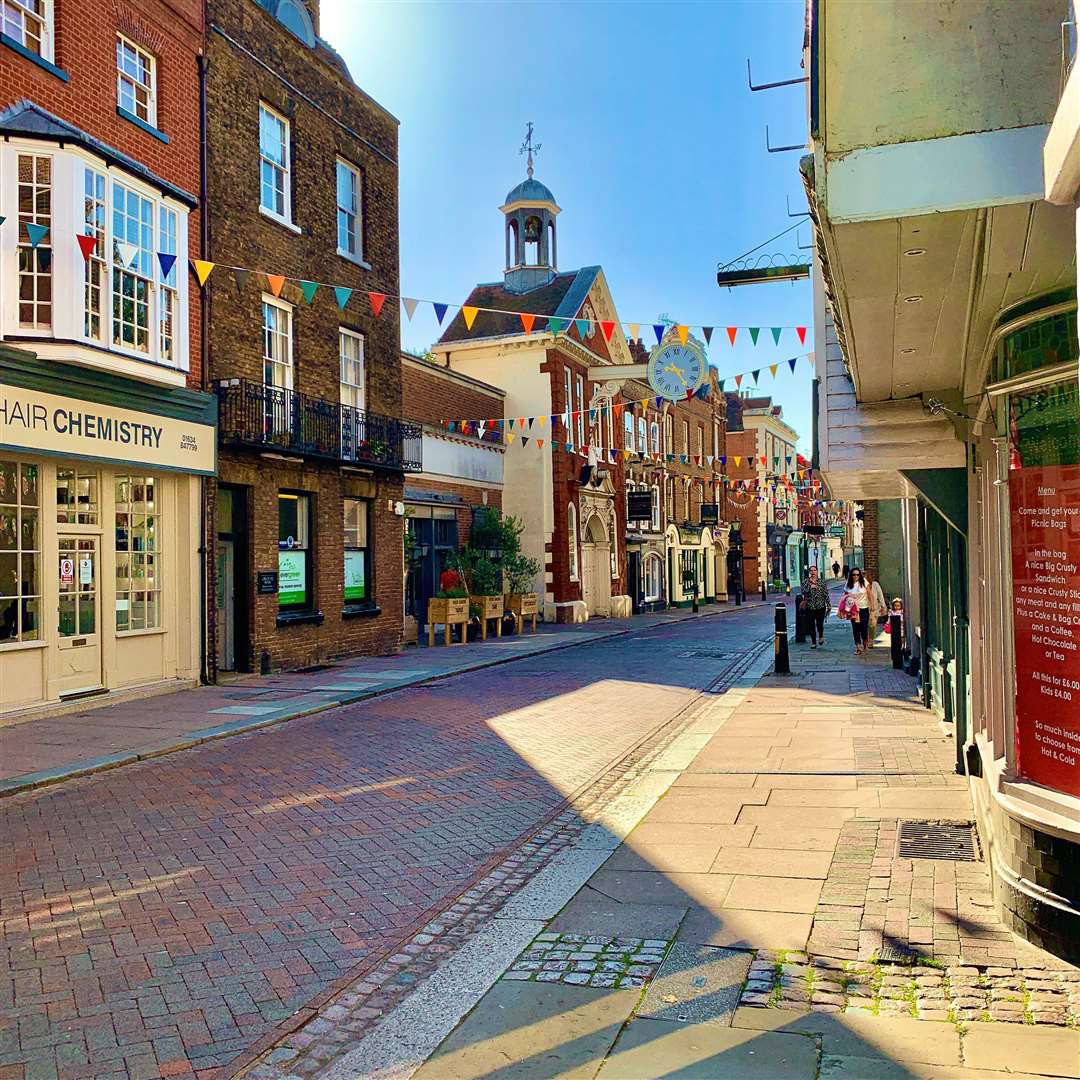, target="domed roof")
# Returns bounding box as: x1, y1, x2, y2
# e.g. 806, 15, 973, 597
503, 176, 557, 206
